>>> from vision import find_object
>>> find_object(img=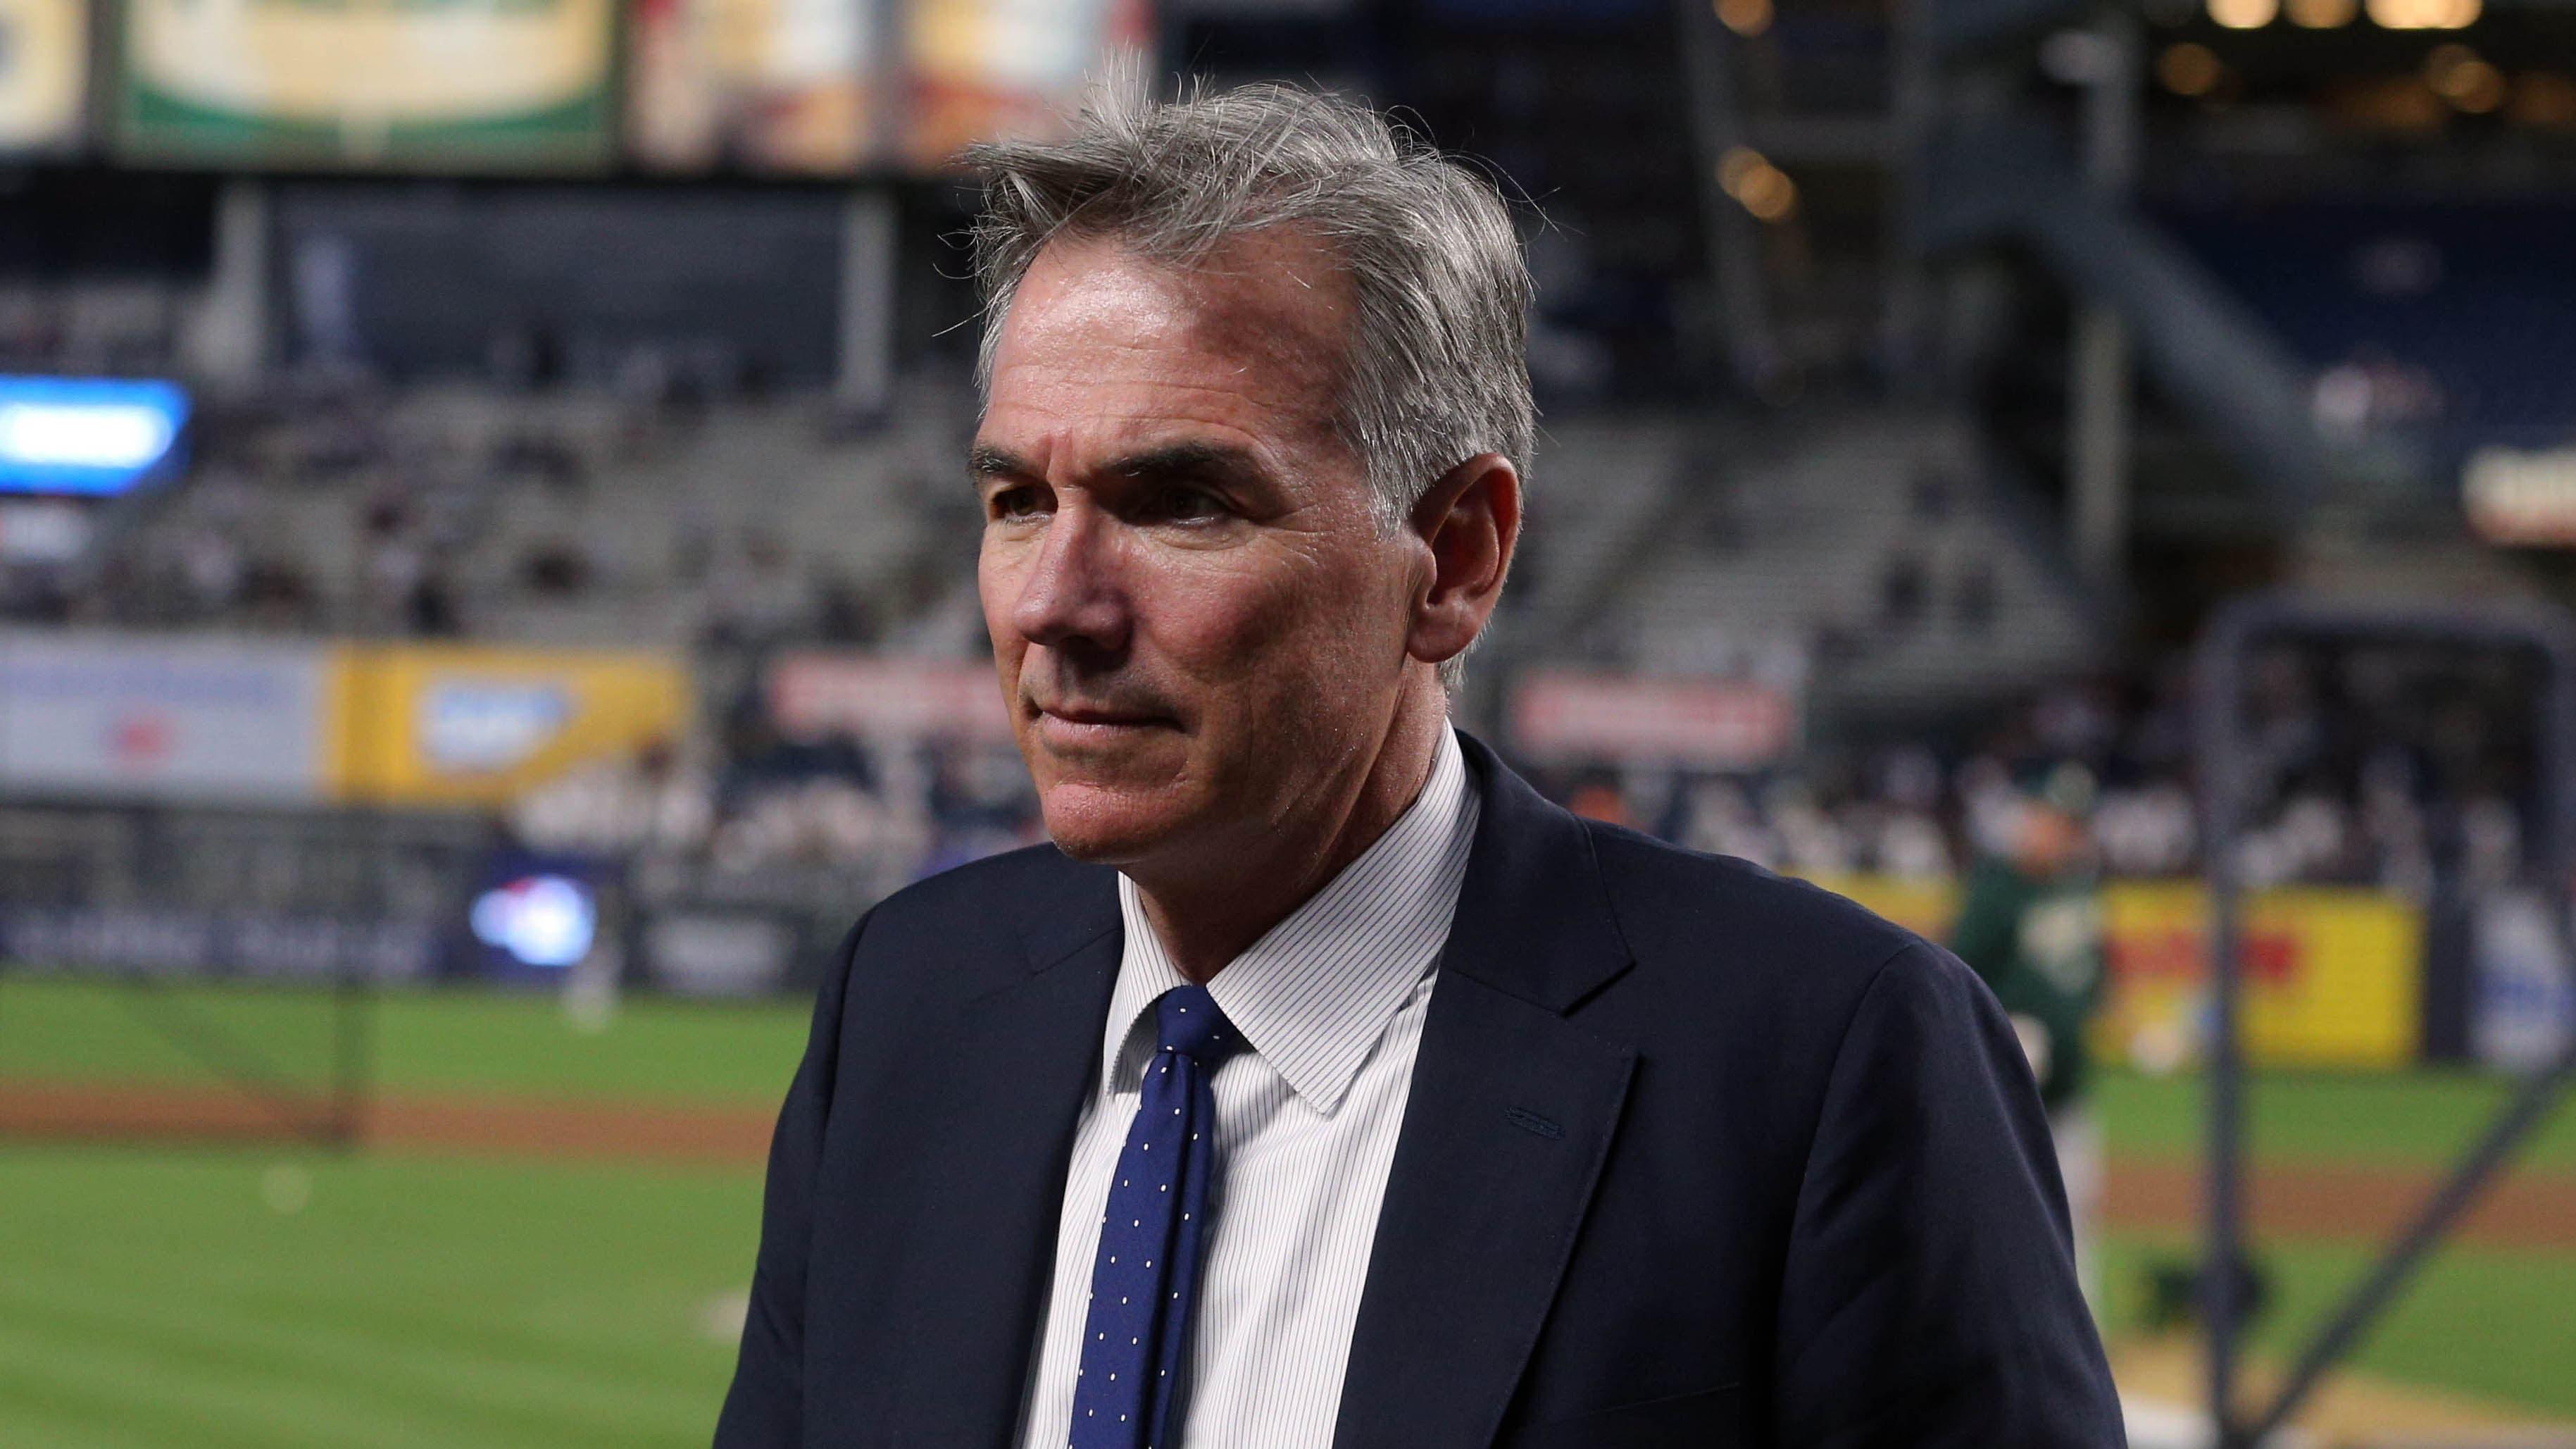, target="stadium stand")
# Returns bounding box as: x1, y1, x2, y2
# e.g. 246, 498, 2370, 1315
2165, 201, 2576, 453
